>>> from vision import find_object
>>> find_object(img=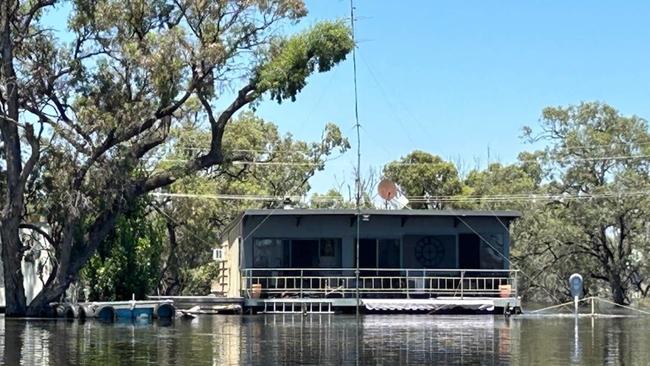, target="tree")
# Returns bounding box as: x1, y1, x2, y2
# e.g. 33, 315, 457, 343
383, 151, 463, 209
1, 0, 353, 316
81, 200, 164, 301
153, 112, 349, 295
310, 189, 349, 209
461, 153, 543, 210
520, 102, 650, 304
